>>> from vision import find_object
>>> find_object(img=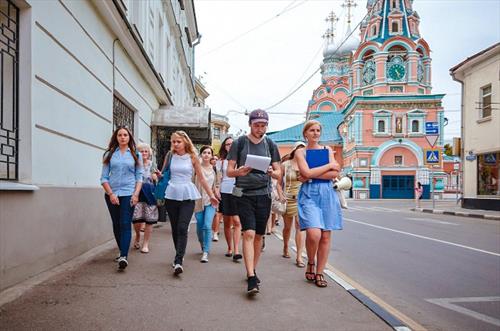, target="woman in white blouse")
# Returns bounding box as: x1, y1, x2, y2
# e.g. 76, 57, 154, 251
160, 131, 218, 275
